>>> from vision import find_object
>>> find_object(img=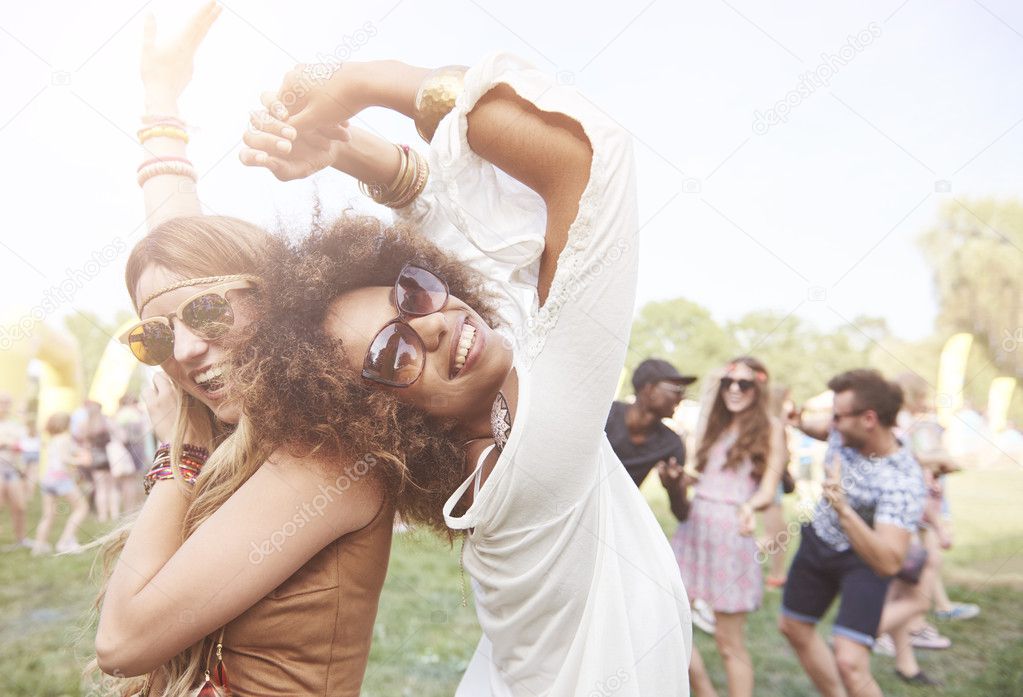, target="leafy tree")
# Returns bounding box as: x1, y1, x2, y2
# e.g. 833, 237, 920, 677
624, 298, 730, 395
919, 198, 1023, 377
